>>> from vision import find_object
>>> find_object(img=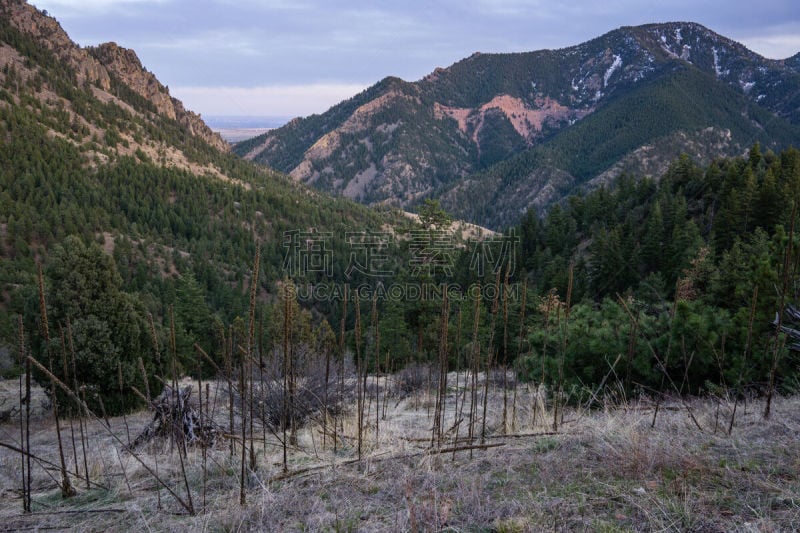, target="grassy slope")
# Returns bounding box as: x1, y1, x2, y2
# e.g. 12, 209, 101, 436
1, 375, 797, 531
